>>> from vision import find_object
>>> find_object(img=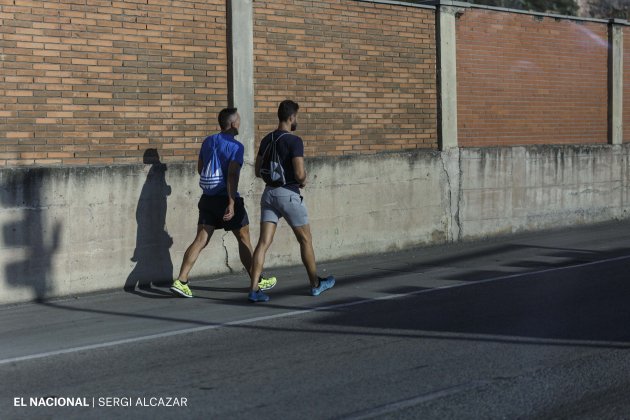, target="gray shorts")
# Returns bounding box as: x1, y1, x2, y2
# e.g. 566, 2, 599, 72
260, 186, 309, 227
